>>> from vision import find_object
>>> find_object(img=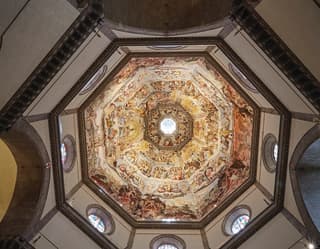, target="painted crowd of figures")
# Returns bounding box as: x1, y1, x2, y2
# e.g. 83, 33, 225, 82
85, 56, 254, 221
